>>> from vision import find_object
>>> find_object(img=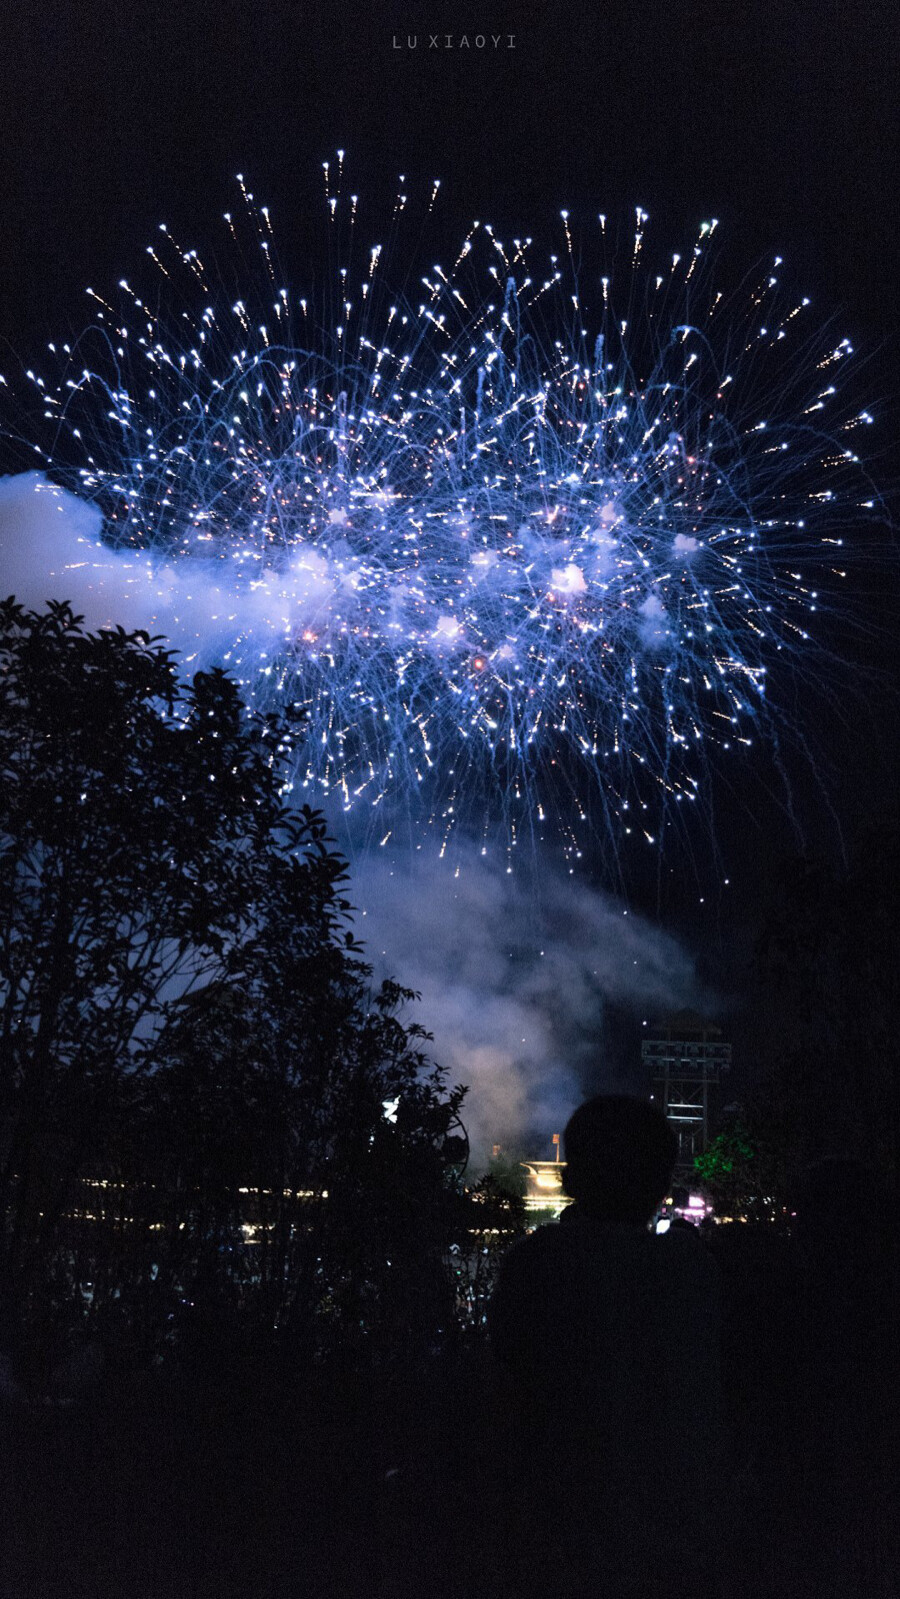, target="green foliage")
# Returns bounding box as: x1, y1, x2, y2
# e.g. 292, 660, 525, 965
694, 1130, 755, 1181
693, 1126, 758, 1211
